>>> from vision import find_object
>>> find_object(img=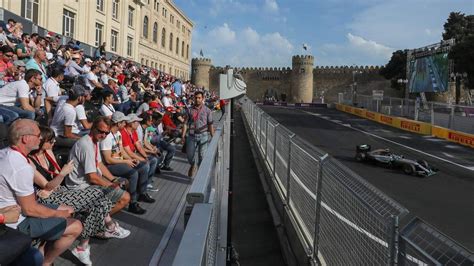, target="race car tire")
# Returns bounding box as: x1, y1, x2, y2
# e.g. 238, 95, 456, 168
355, 153, 365, 162
403, 164, 415, 175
